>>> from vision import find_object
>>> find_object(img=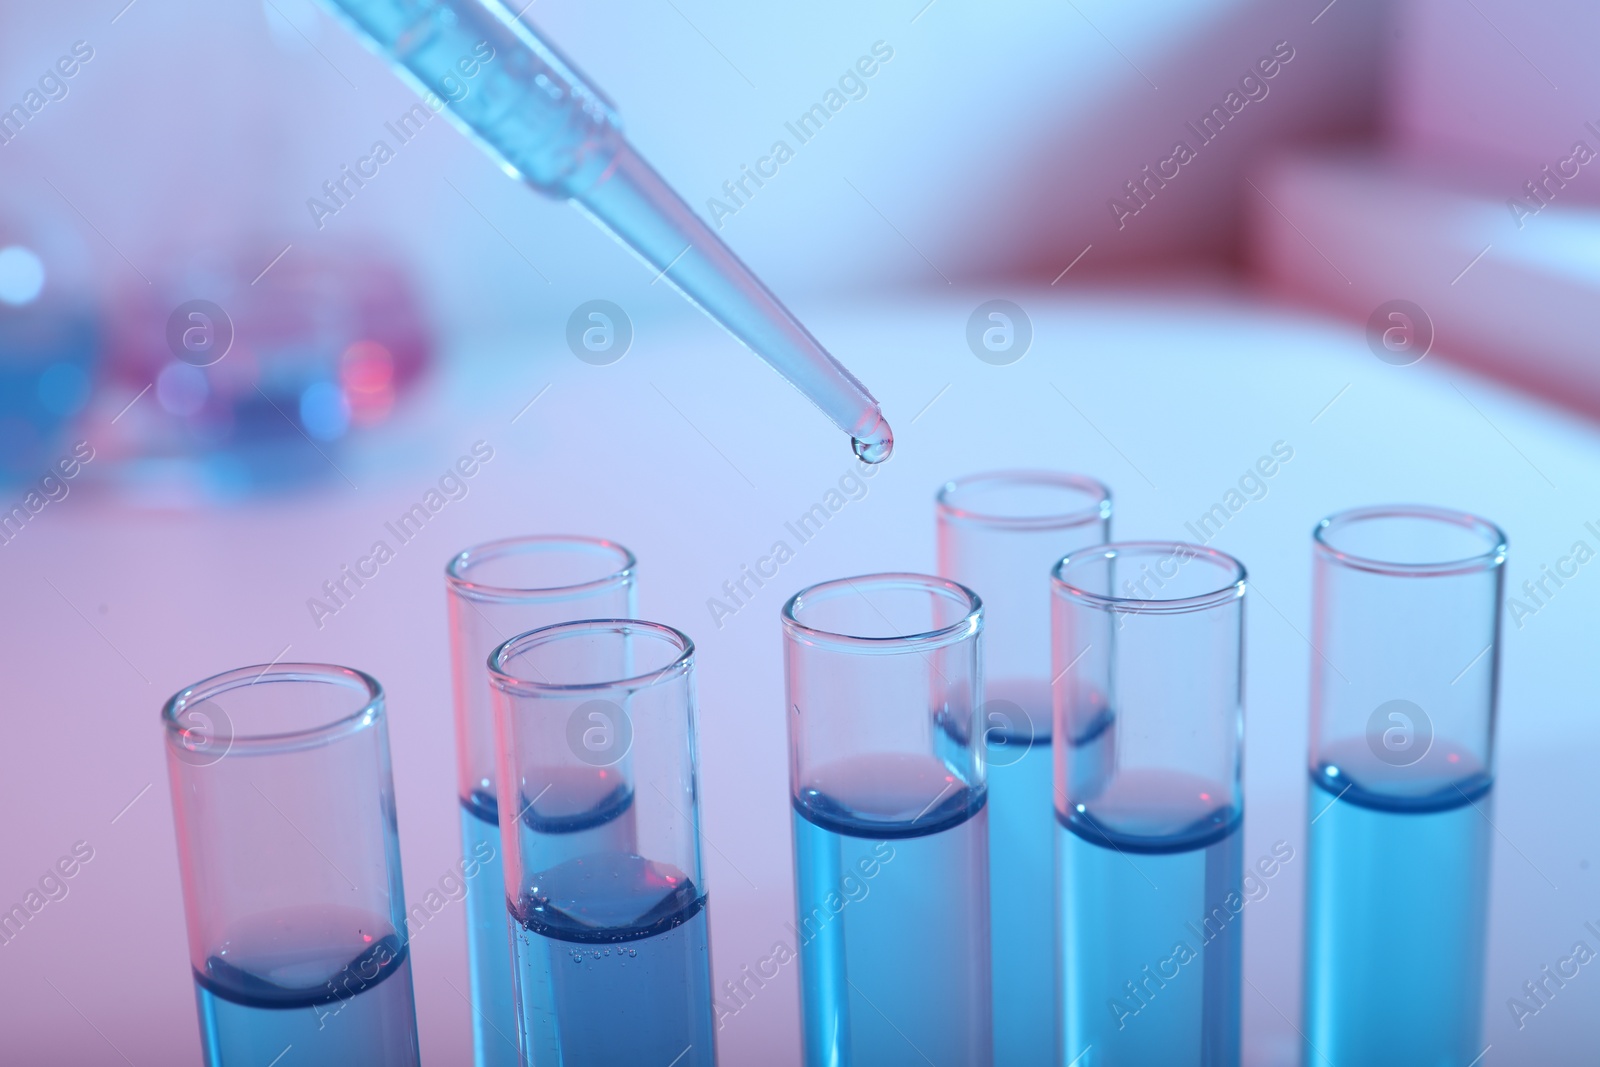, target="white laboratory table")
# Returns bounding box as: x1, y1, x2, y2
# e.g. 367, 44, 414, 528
2, 281, 1596, 1065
